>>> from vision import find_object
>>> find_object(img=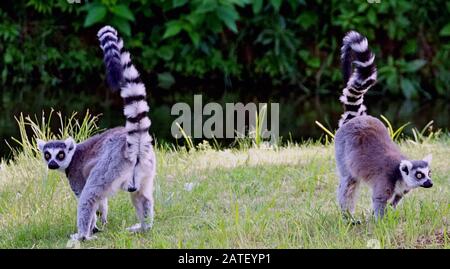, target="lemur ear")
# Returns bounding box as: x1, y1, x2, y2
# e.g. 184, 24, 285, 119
36, 139, 46, 152
423, 154, 432, 164
64, 137, 76, 151
399, 160, 413, 176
